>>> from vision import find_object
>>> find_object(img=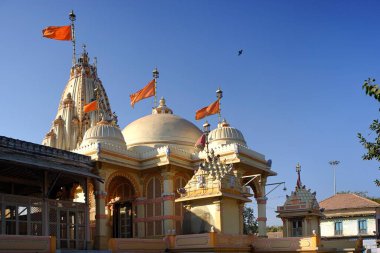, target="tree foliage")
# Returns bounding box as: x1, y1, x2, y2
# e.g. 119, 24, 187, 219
358, 78, 380, 186
243, 206, 258, 235
267, 225, 283, 232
